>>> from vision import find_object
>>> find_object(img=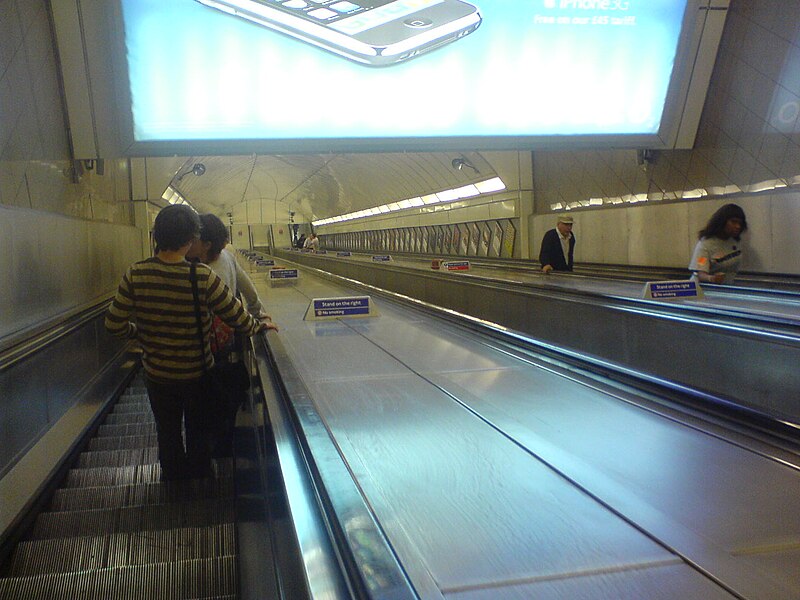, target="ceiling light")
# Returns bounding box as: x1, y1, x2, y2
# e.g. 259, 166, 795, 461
454, 184, 480, 198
